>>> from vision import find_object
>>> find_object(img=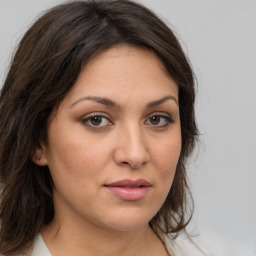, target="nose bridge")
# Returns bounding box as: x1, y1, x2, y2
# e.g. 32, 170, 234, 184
125, 122, 145, 151
114, 121, 150, 168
